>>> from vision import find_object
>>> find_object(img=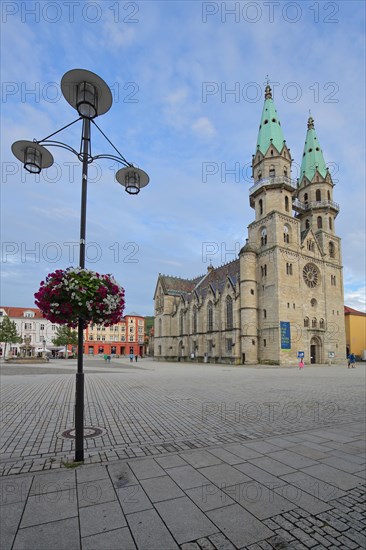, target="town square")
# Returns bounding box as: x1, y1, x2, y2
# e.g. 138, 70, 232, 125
1, 1, 365, 549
